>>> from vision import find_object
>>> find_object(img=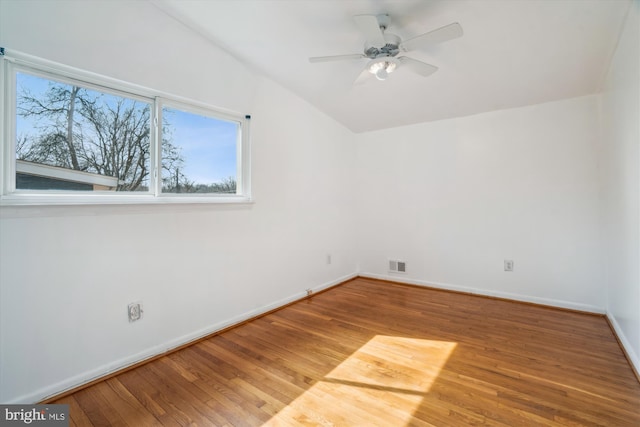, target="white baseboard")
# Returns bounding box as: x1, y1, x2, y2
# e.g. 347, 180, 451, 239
11, 272, 358, 404
606, 311, 640, 378
359, 272, 606, 314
